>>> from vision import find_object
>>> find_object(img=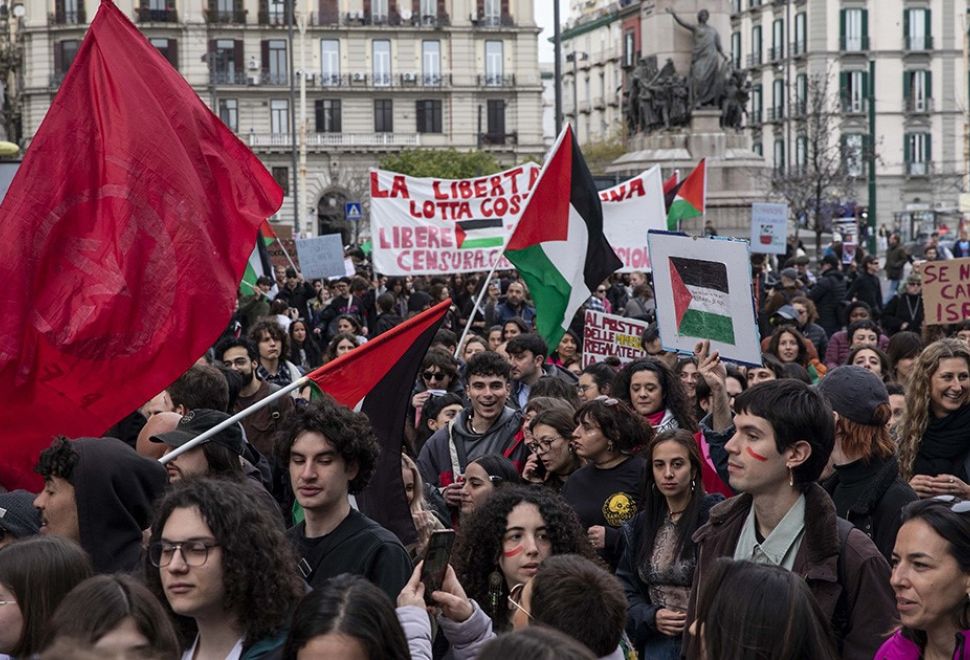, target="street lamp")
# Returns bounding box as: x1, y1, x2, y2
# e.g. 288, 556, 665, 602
565, 51, 588, 143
